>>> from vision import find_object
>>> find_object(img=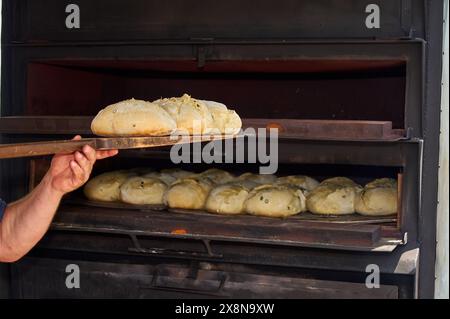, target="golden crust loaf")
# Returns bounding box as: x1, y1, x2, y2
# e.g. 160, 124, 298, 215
92, 95, 241, 137
119, 176, 167, 205
83, 170, 135, 202
275, 175, 320, 193
201, 100, 242, 135
91, 99, 177, 136
153, 94, 214, 134
306, 178, 362, 215
355, 178, 398, 216
244, 184, 306, 217
236, 172, 277, 185
164, 176, 214, 210
205, 182, 254, 215
198, 168, 235, 184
